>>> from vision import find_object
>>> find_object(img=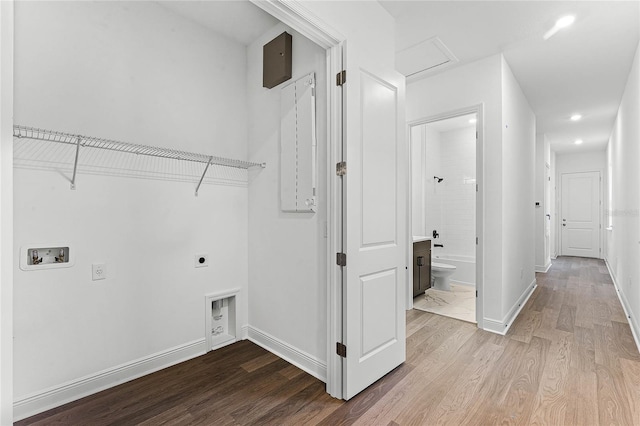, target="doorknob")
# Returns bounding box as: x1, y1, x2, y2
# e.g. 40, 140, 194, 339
417, 256, 424, 267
